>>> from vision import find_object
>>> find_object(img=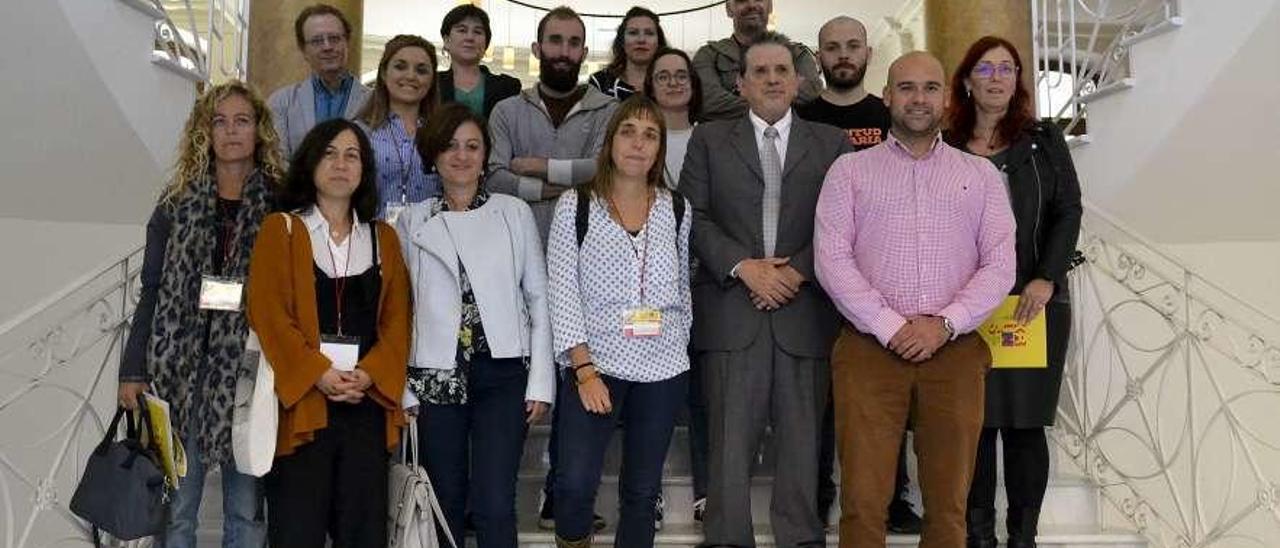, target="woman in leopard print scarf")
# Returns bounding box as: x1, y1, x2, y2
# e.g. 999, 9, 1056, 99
117, 80, 284, 548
